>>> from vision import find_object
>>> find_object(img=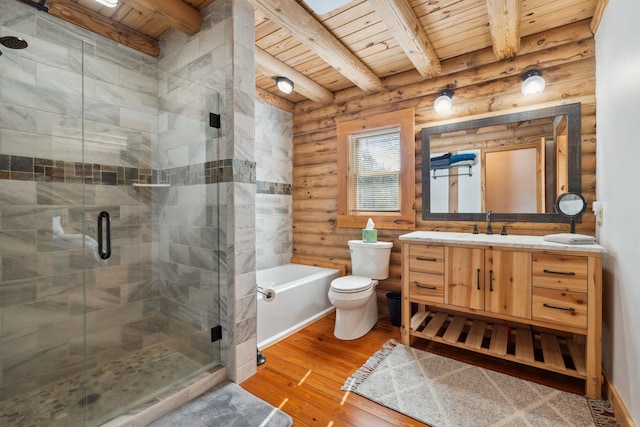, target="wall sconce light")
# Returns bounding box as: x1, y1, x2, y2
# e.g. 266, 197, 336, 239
434, 89, 454, 113
276, 76, 294, 94
93, 0, 120, 7
521, 69, 546, 97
